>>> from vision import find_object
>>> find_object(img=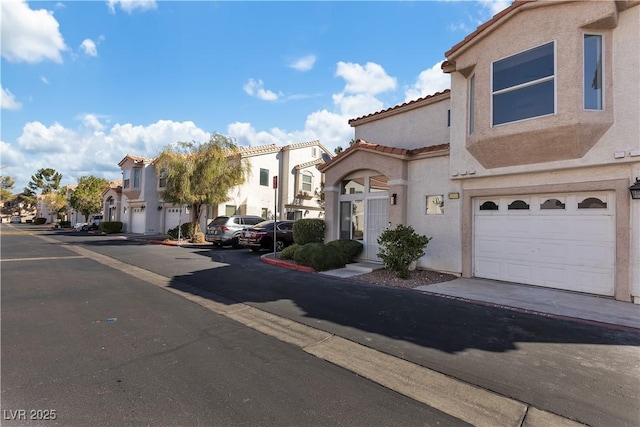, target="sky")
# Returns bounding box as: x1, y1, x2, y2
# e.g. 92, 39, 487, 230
1, 0, 511, 192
